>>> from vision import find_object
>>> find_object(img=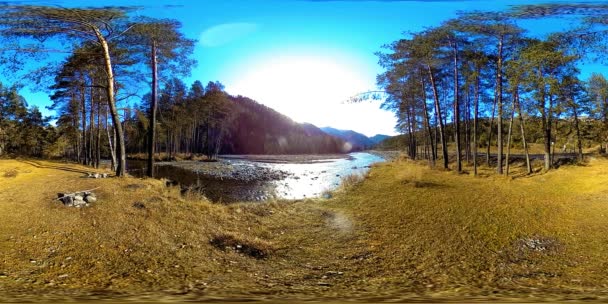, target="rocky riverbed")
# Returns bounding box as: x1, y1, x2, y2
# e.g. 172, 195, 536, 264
156, 159, 293, 182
